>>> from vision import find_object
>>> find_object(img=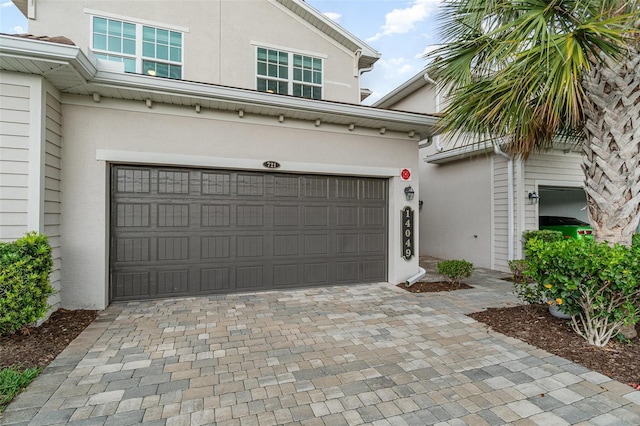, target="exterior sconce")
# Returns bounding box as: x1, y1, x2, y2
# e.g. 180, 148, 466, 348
528, 191, 540, 204
404, 186, 415, 201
